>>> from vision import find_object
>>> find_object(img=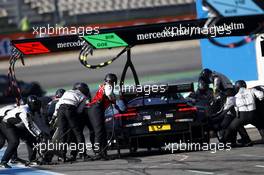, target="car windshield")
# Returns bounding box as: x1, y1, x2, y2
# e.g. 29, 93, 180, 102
128, 93, 185, 107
